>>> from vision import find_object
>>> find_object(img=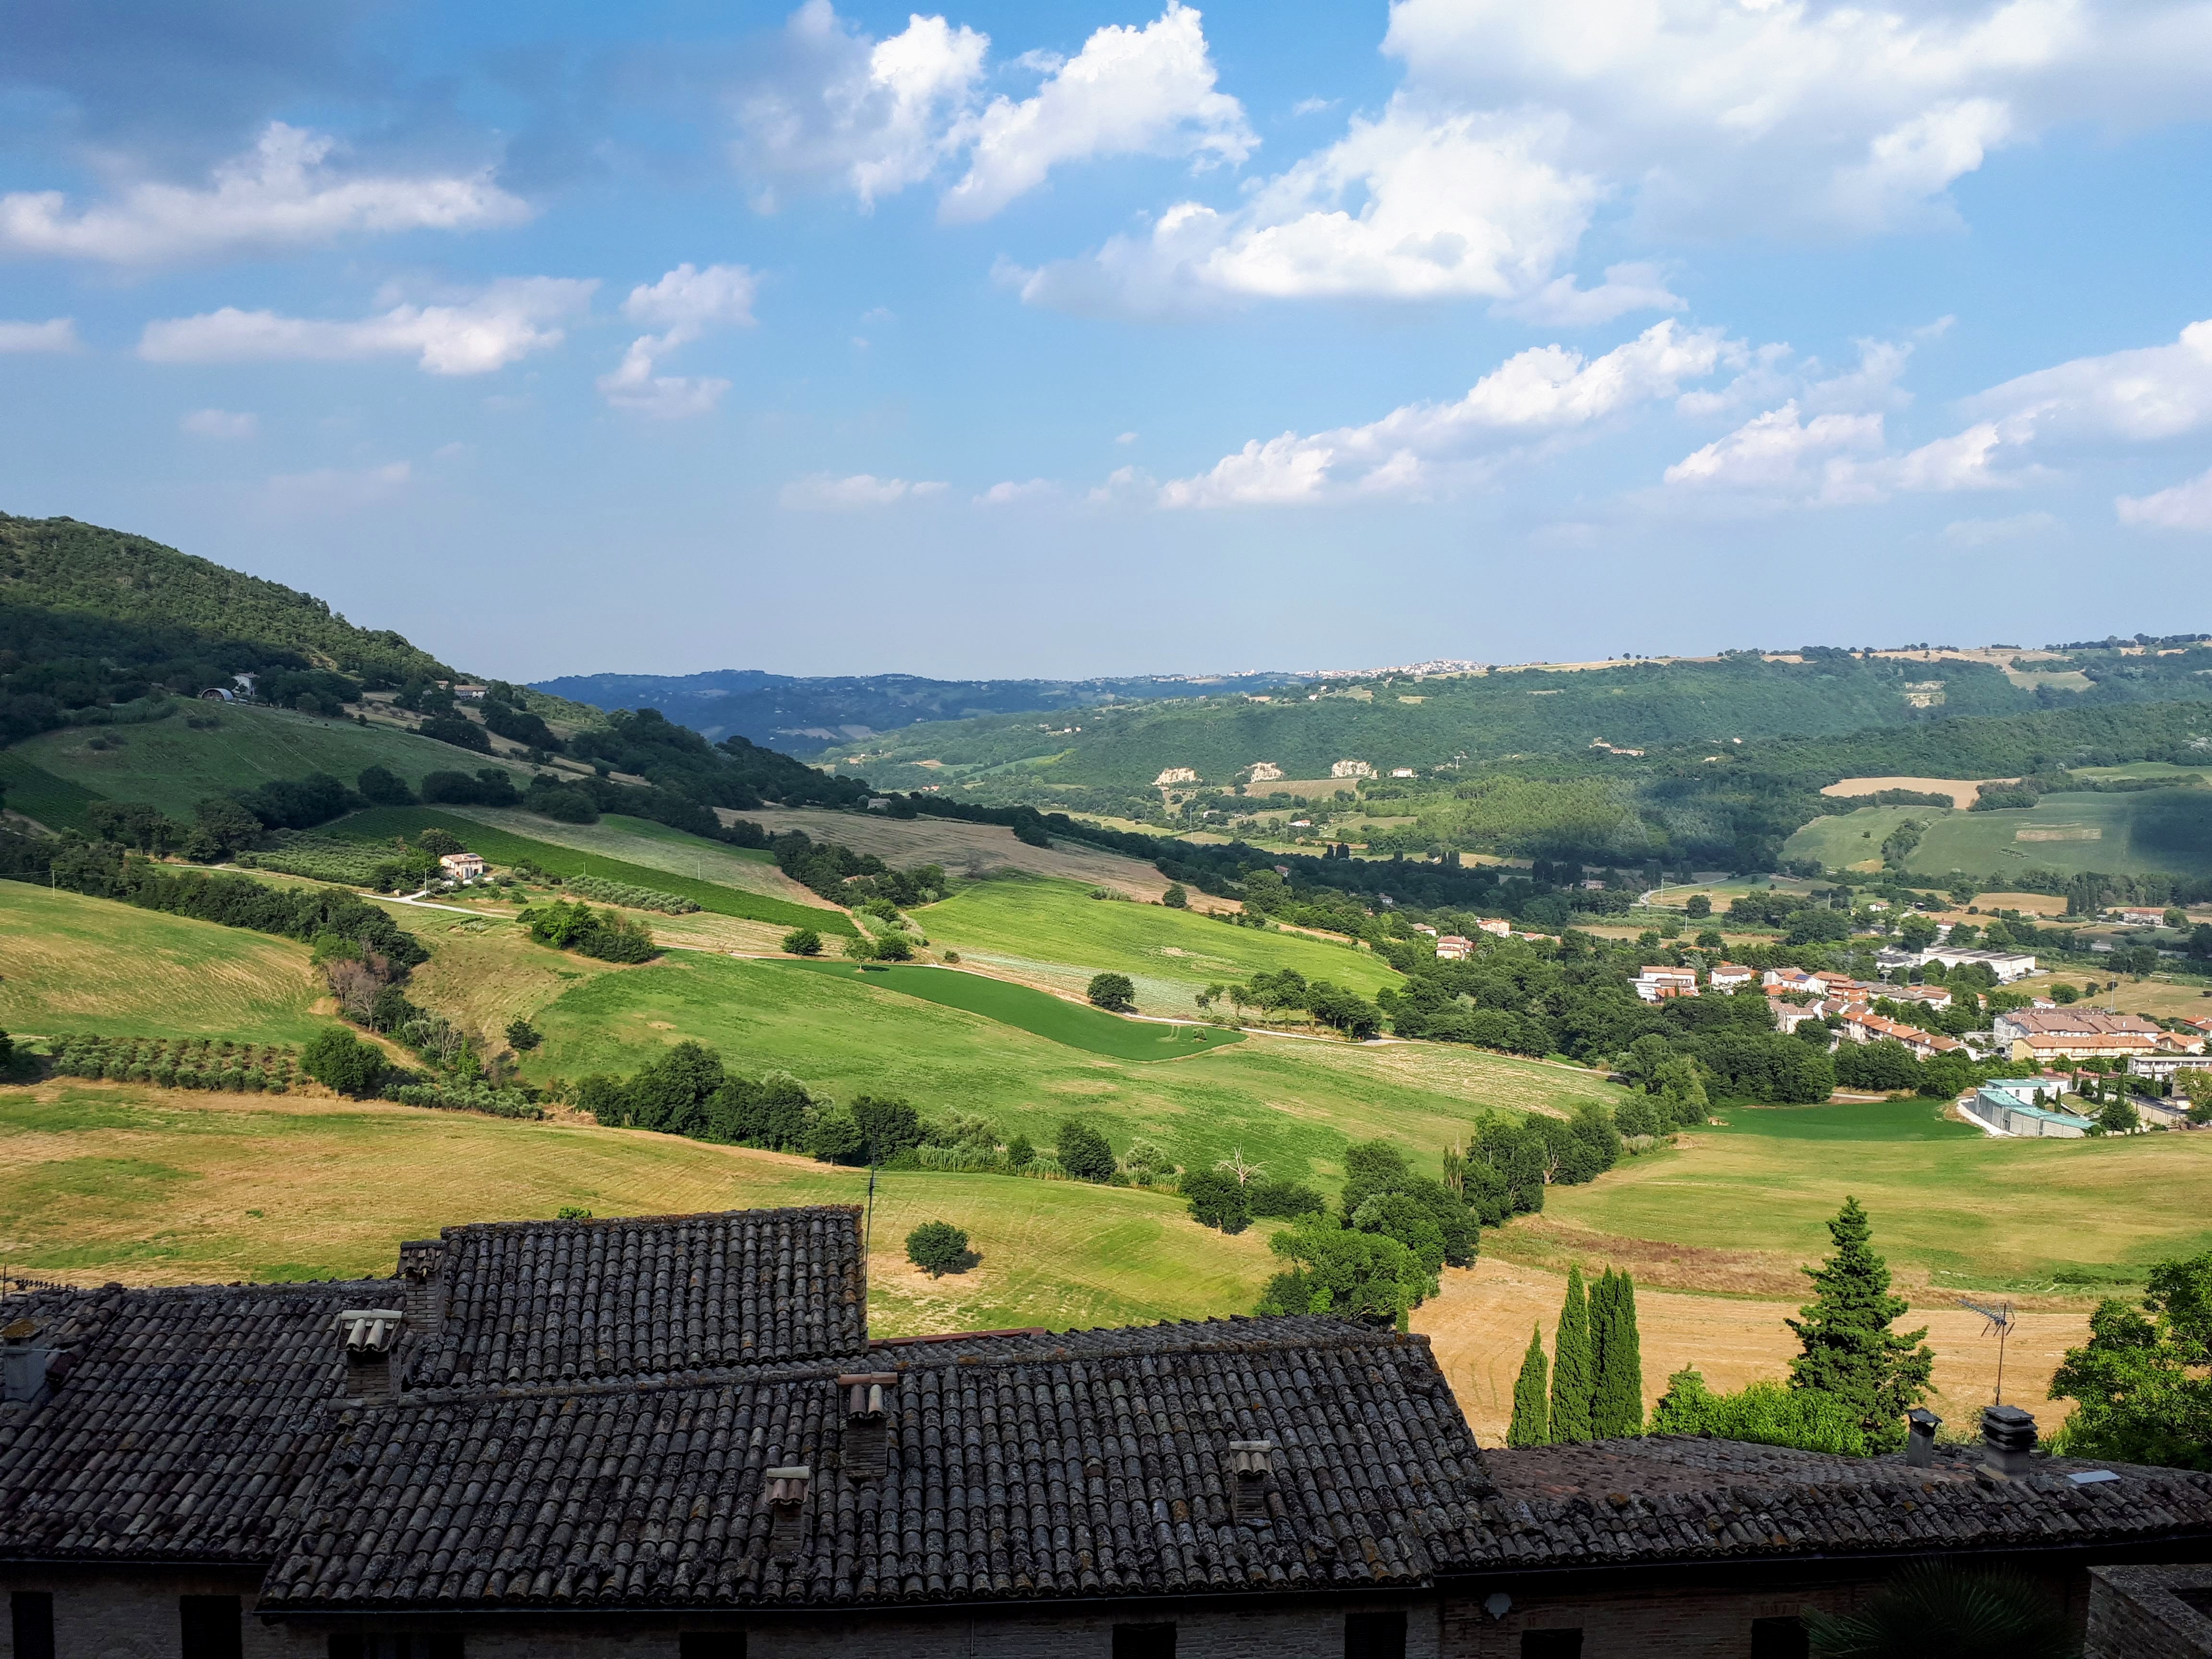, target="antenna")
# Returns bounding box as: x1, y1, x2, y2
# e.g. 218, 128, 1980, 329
1959, 1297, 2016, 1403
